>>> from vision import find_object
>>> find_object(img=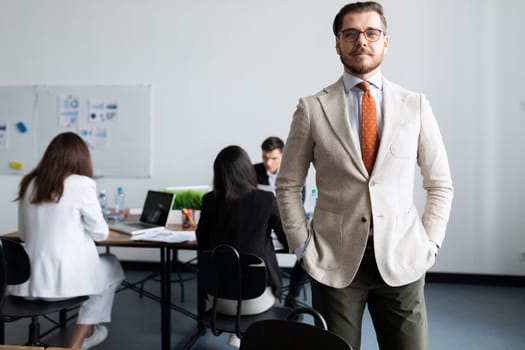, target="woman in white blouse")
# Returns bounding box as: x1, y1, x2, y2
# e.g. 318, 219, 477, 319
11, 132, 124, 349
